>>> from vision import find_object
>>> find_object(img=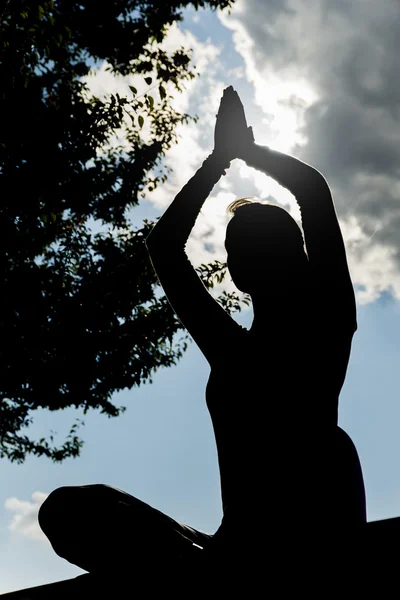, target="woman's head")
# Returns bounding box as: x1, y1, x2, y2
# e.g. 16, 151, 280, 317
225, 198, 308, 295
